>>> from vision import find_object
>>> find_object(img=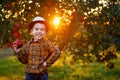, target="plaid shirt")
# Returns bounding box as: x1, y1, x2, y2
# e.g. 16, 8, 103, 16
15, 38, 61, 74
